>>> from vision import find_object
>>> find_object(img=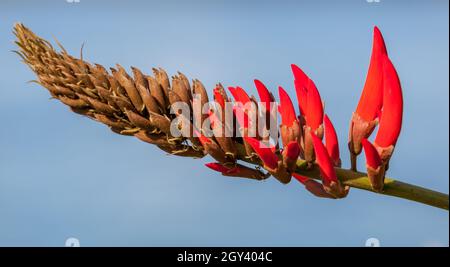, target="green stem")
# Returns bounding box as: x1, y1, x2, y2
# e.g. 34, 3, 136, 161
294, 160, 449, 211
